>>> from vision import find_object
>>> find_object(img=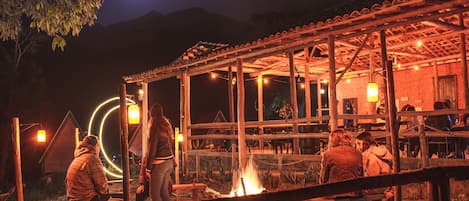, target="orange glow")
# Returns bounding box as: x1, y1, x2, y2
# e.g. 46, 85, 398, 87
232, 77, 237, 85
257, 76, 262, 84
37, 130, 46, 143
367, 82, 379, 103
320, 89, 325, 94
128, 104, 140, 124
230, 157, 264, 197
413, 65, 420, 71
416, 40, 423, 48
322, 79, 328, 84
397, 64, 401, 69
346, 78, 351, 84
263, 78, 269, 85
300, 83, 305, 89
210, 72, 217, 79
